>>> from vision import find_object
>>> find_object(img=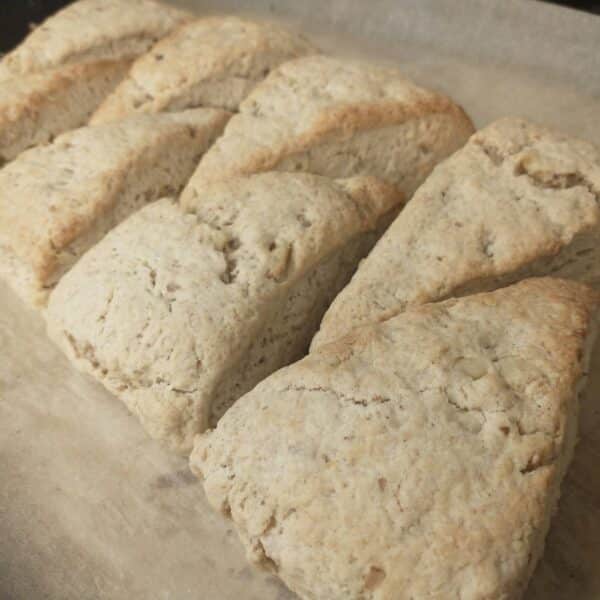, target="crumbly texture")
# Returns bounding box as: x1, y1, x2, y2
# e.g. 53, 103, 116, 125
183, 55, 474, 200
90, 16, 317, 123
191, 278, 599, 600
313, 117, 600, 349
0, 0, 190, 80
0, 108, 229, 307
0, 60, 129, 163
45, 173, 403, 454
